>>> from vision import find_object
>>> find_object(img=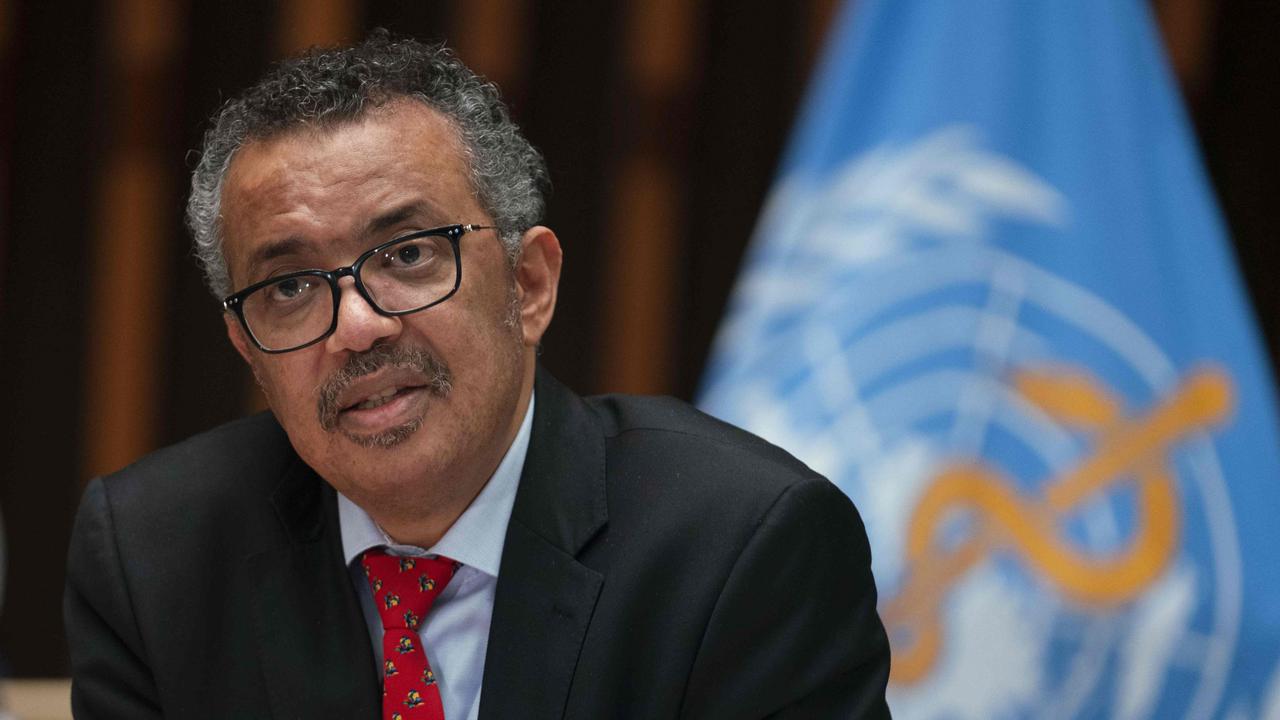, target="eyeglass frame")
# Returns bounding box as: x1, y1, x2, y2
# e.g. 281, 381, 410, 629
222, 223, 497, 354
